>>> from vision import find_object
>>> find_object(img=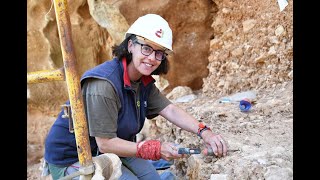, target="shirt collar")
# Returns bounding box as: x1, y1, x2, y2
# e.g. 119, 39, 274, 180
121, 57, 155, 87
